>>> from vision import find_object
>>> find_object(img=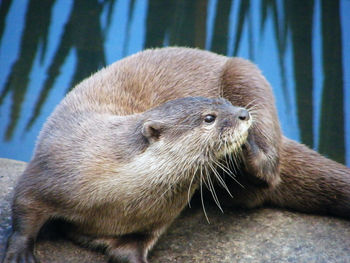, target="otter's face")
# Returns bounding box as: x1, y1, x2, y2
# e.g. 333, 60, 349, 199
141, 97, 252, 164
196, 101, 252, 160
